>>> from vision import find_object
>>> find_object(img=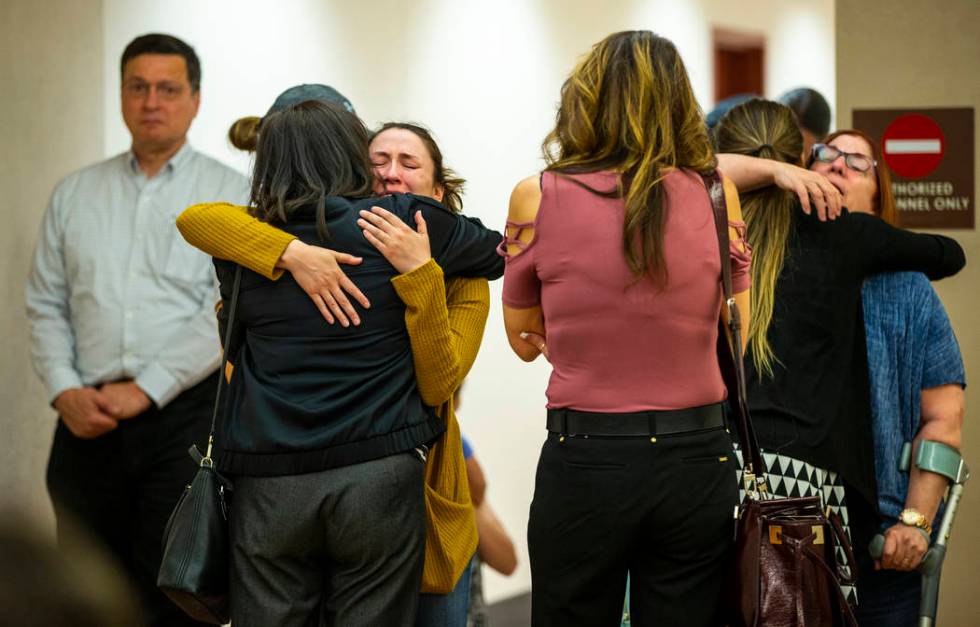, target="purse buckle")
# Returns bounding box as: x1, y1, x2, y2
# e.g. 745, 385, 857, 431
769, 525, 825, 545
